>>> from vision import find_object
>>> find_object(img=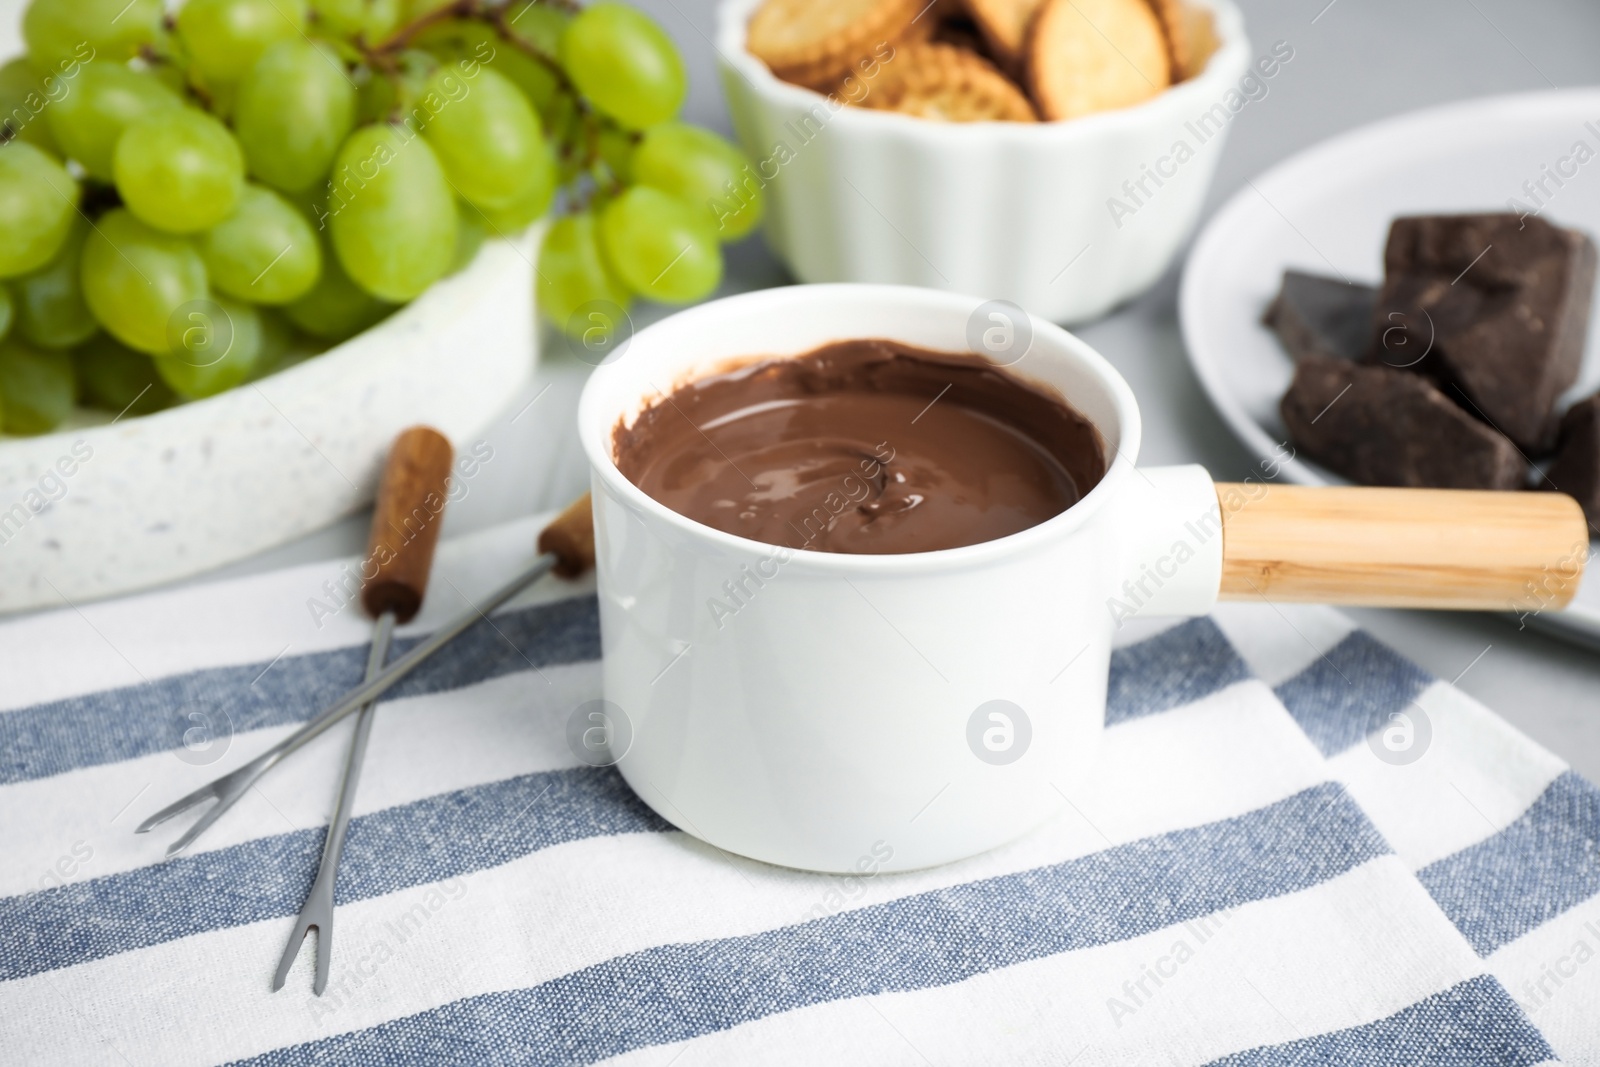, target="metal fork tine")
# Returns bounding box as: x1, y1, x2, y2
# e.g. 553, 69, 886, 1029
134, 783, 218, 834
164, 798, 230, 858
313, 911, 333, 996
277, 867, 337, 995
271, 914, 317, 992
